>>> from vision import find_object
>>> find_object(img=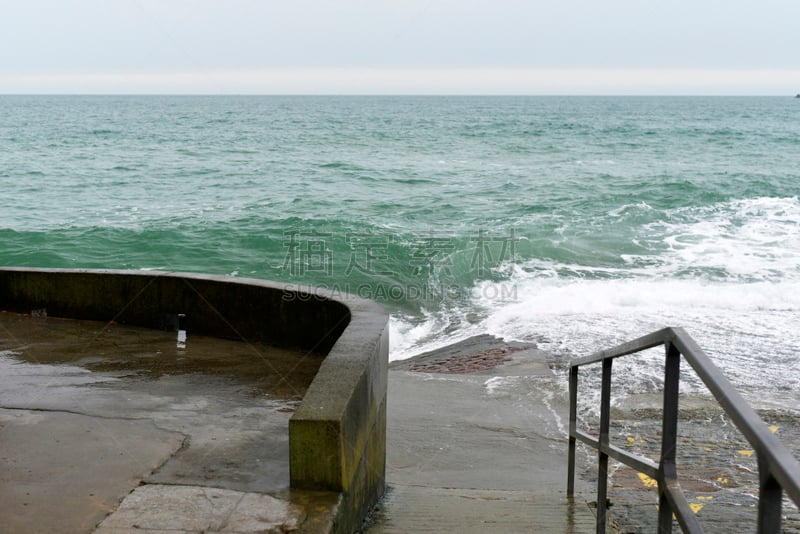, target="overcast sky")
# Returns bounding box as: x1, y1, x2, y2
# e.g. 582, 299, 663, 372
2, 0, 799, 94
